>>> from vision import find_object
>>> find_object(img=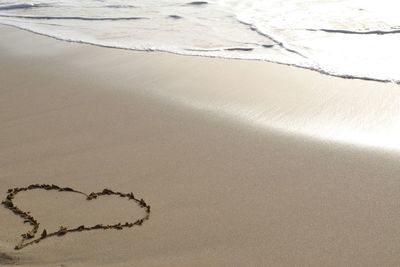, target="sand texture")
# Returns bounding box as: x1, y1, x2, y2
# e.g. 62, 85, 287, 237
1, 25, 400, 266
